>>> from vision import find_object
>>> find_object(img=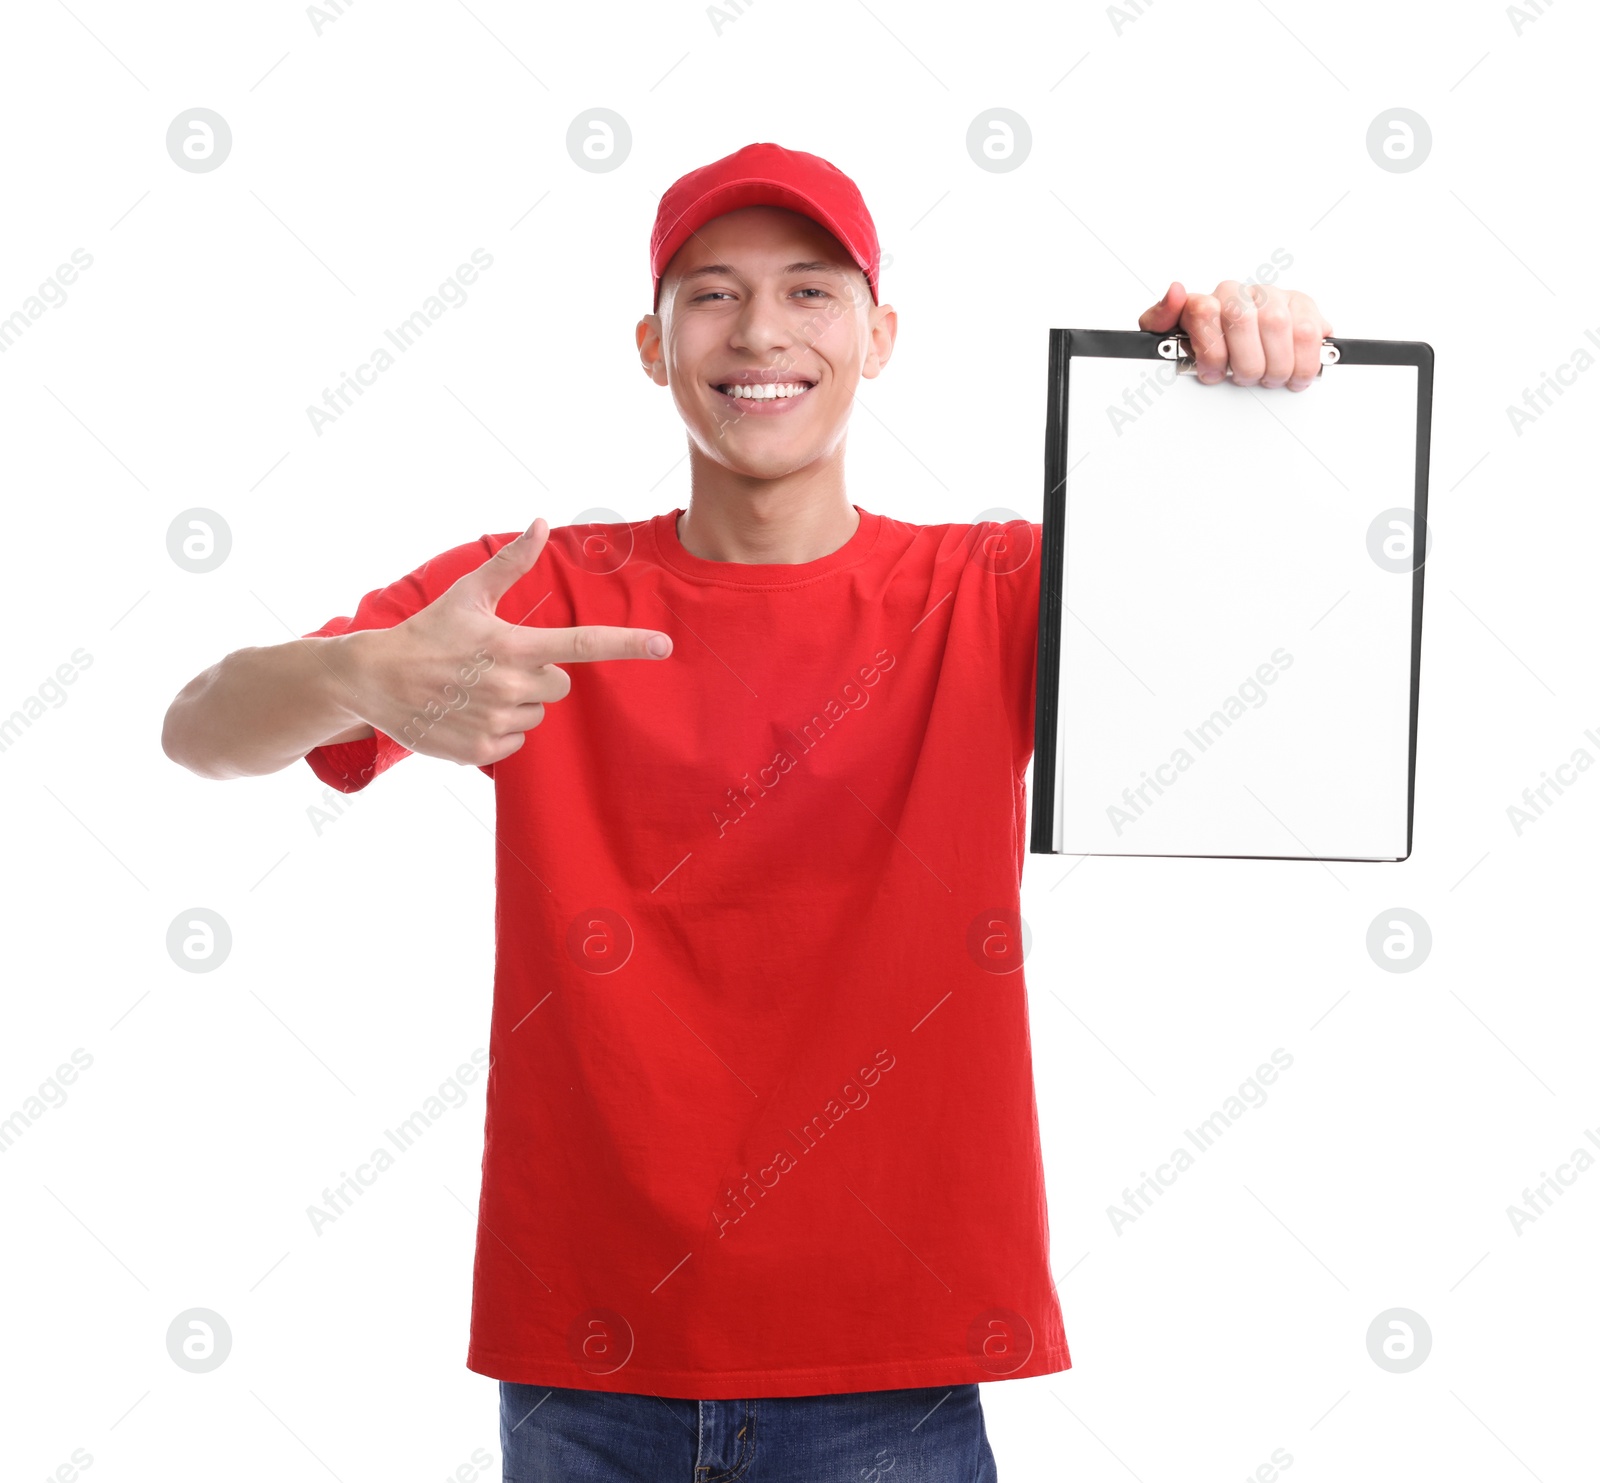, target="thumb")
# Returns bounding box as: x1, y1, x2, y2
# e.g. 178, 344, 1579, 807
1137, 281, 1186, 333
462, 517, 549, 609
